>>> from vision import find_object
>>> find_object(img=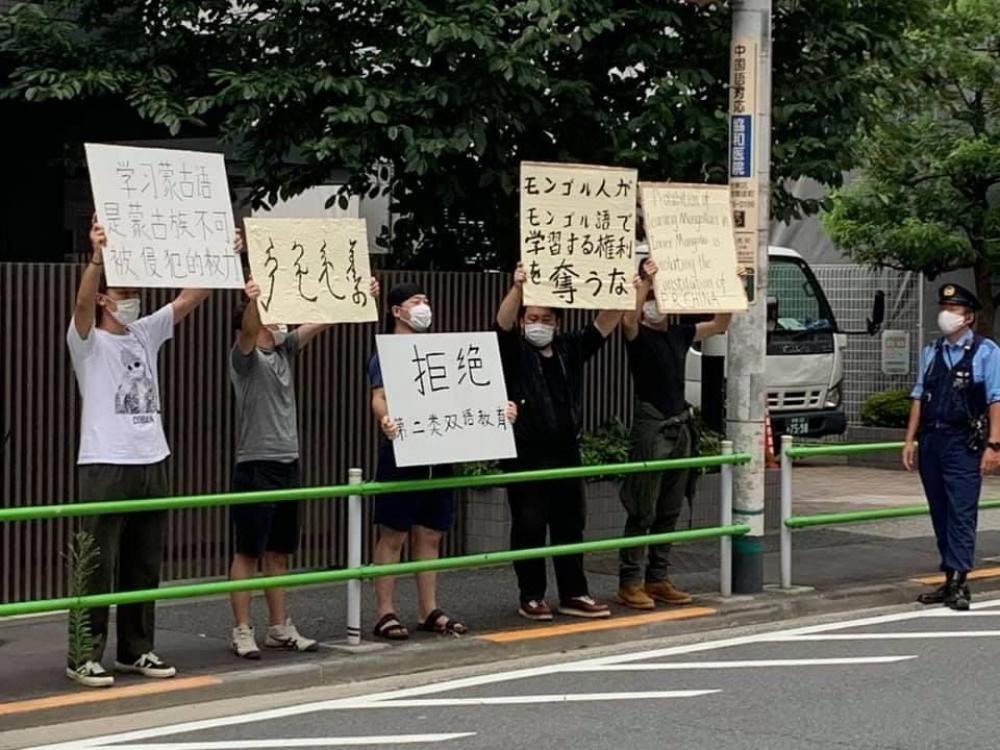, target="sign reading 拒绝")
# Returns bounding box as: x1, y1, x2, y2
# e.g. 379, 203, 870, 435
85, 143, 243, 289
244, 218, 377, 324
639, 182, 747, 313
519, 161, 637, 310
375, 332, 517, 467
